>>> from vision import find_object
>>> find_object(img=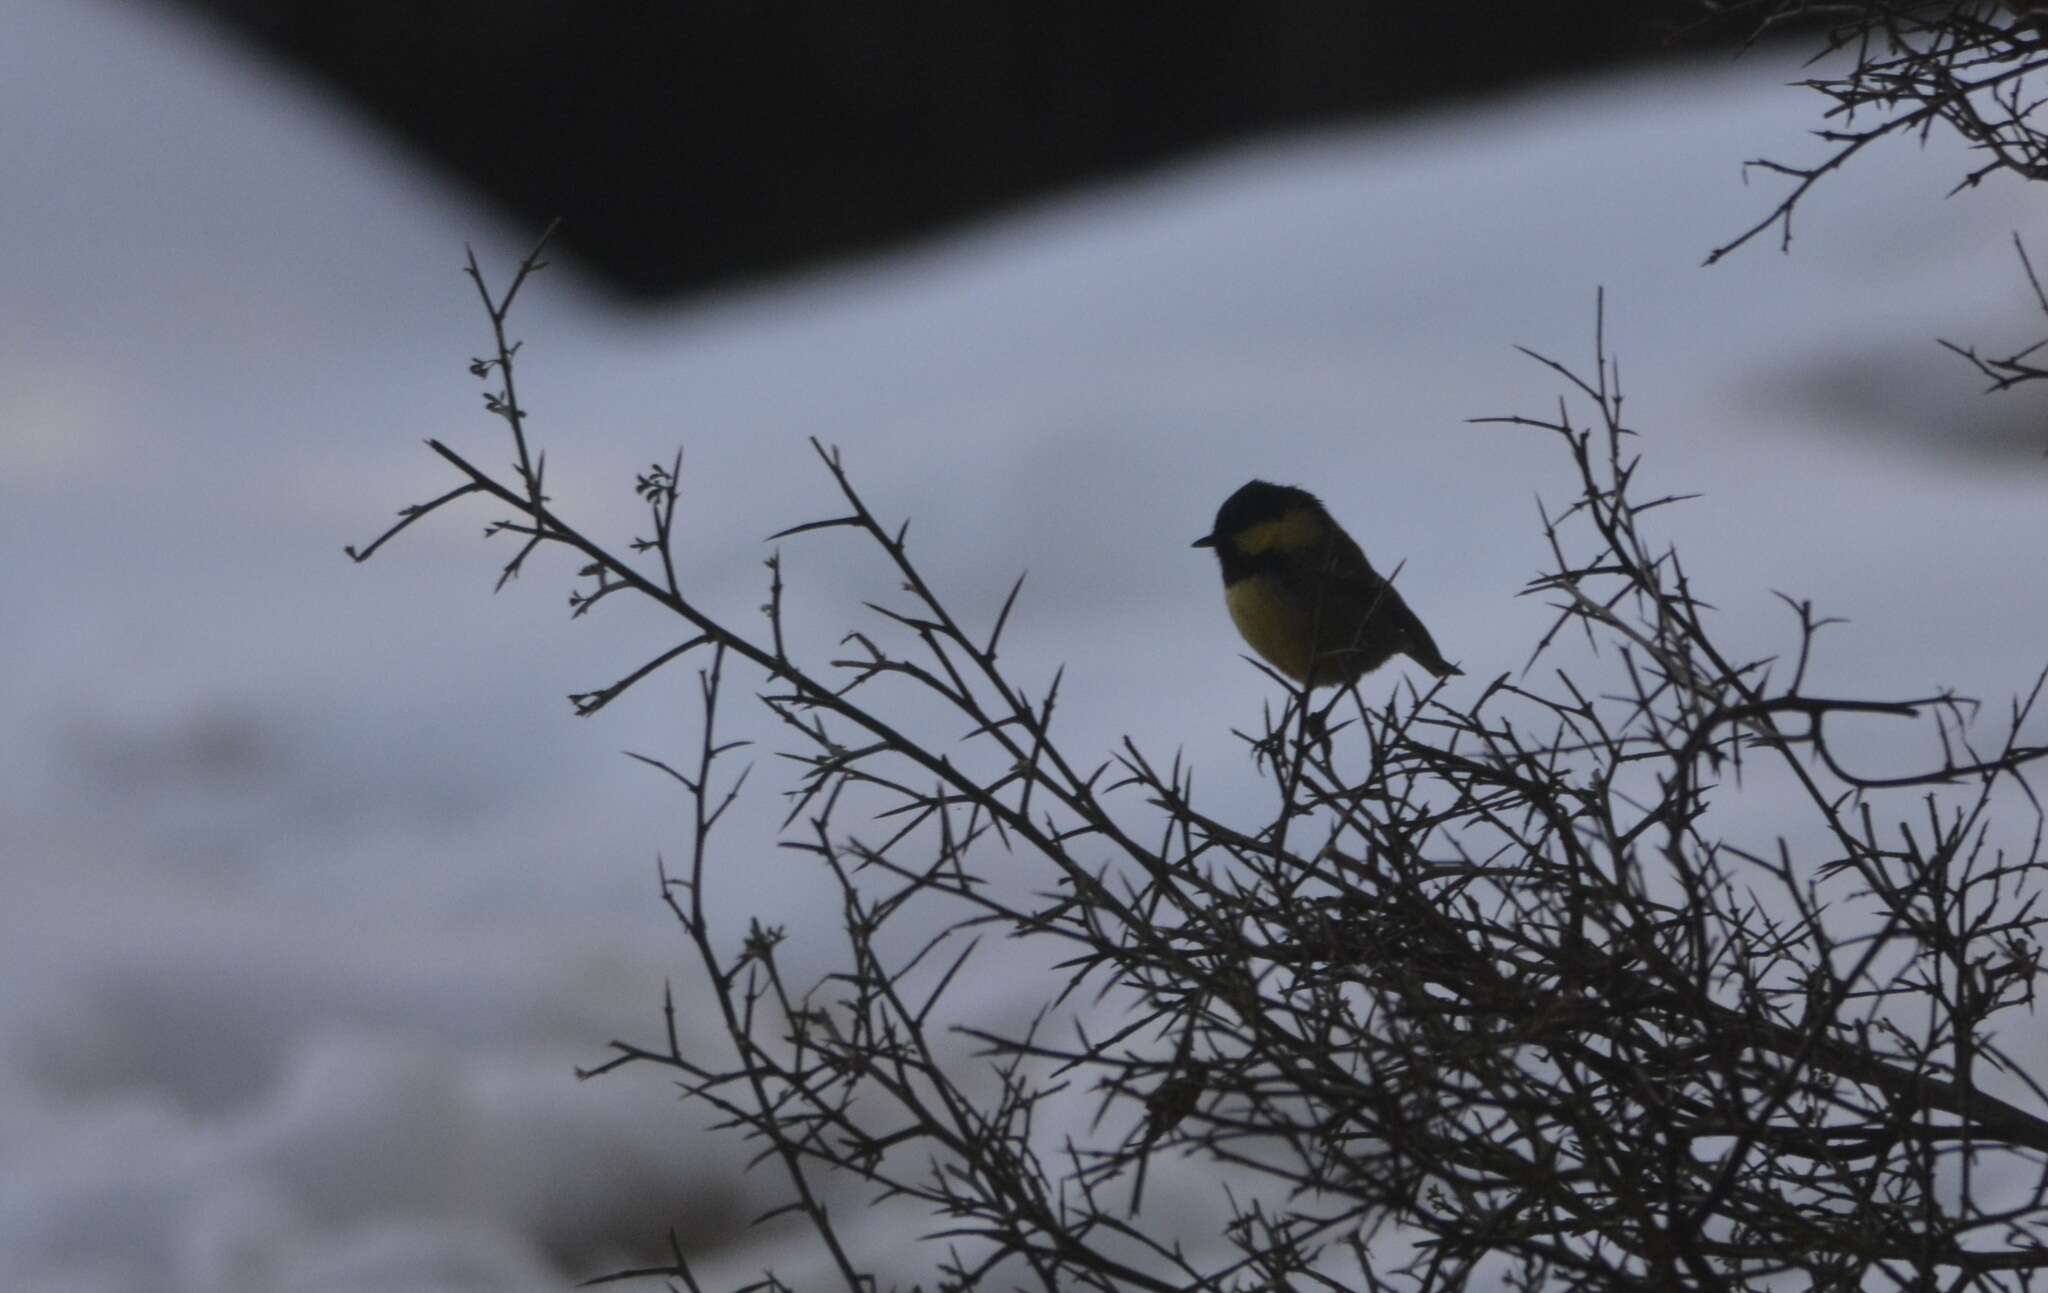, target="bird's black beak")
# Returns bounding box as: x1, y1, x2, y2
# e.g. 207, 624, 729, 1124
1191, 534, 1216, 549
